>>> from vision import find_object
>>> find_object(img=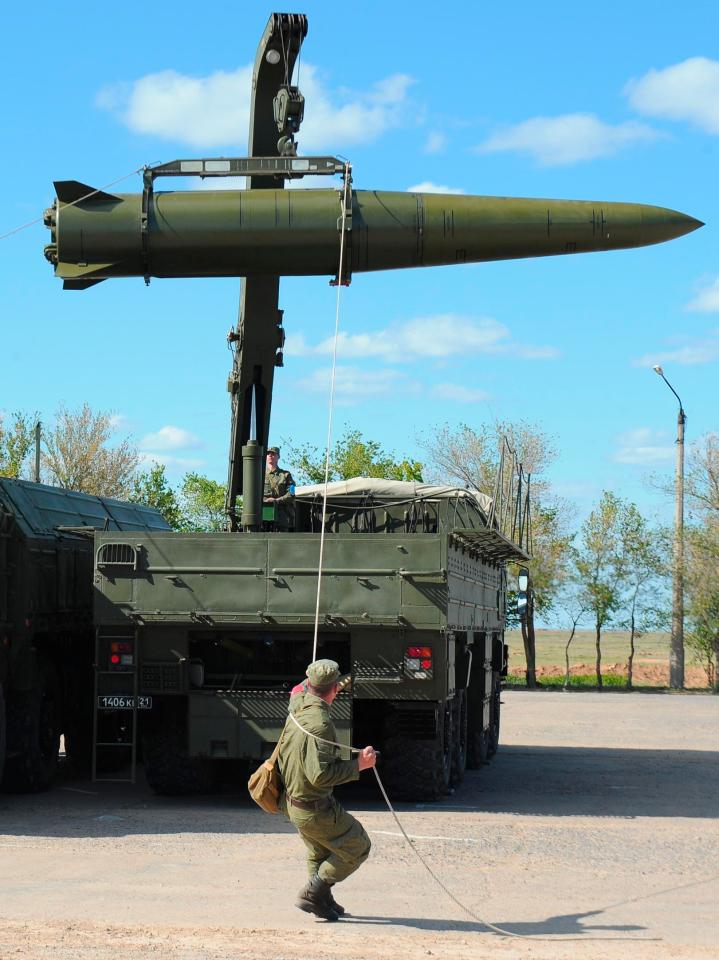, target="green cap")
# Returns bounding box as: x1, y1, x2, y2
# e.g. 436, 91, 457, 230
267, 446, 280, 456
306, 659, 340, 690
